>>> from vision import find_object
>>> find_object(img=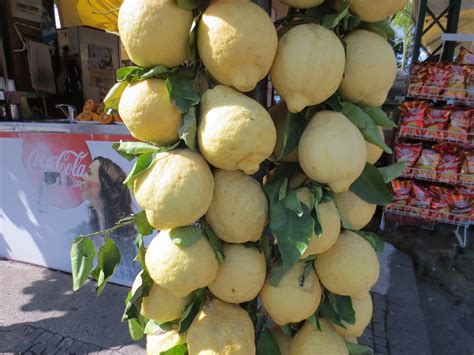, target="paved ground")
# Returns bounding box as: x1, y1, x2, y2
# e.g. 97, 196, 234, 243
0, 245, 431, 355
0, 259, 145, 354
